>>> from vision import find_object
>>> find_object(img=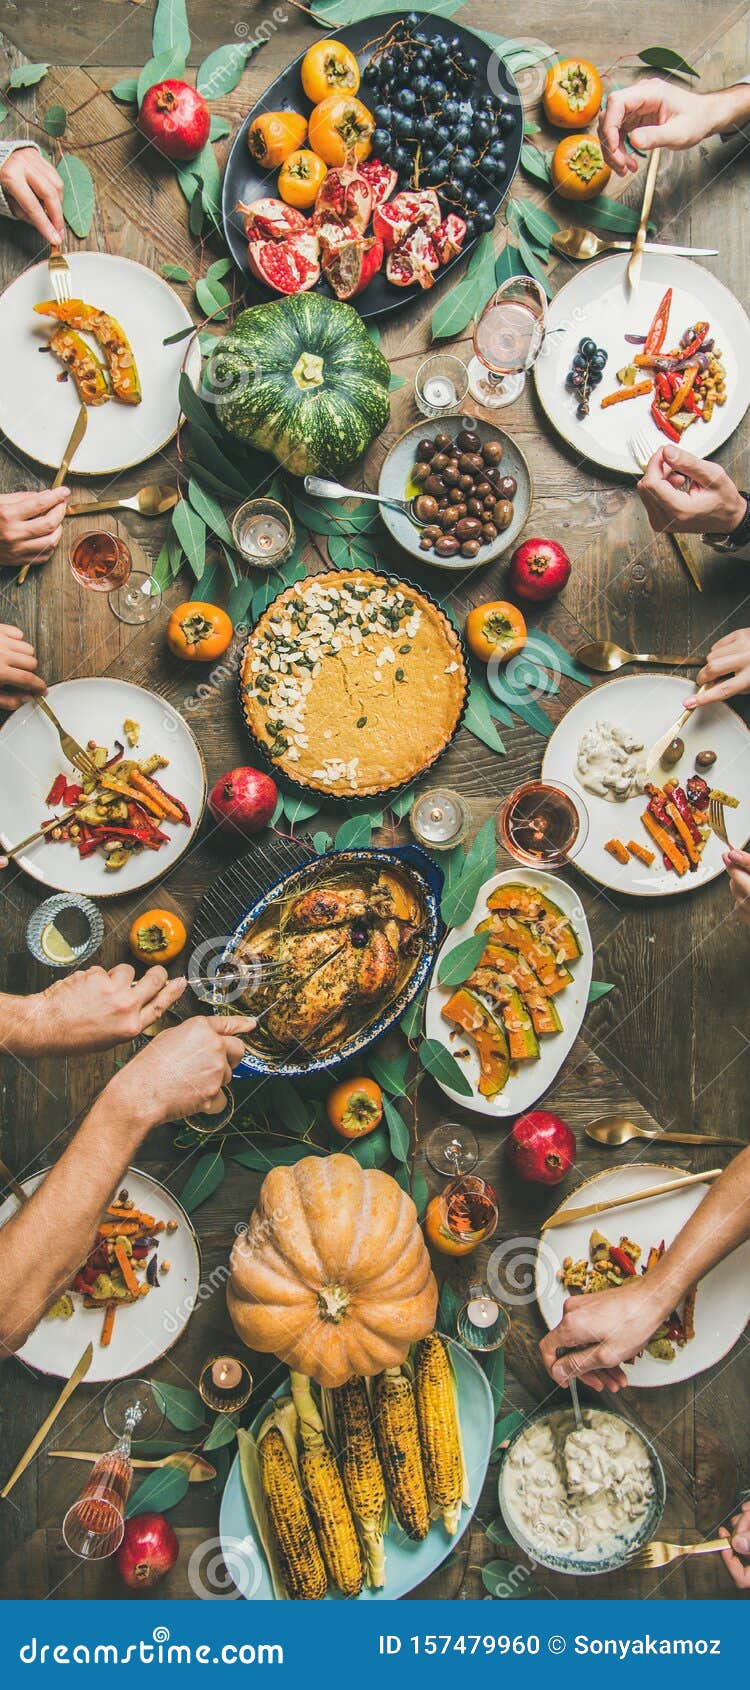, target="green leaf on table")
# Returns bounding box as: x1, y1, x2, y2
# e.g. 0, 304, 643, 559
175, 163, 201, 204
431, 231, 496, 341
196, 40, 263, 98
111, 78, 138, 103
486, 667, 554, 737
637, 46, 699, 78
205, 256, 233, 284
523, 119, 540, 136
512, 197, 560, 252
438, 931, 489, 988
382, 1094, 410, 1163
411, 1168, 428, 1219
282, 792, 321, 829
179, 1150, 225, 1214
266, 1076, 316, 1138
389, 371, 407, 391
312, 830, 332, 855
203, 1412, 240, 1451
161, 262, 190, 283
312, 0, 461, 23
486, 1515, 516, 1547
574, 196, 646, 236
156, 1381, 207, 1432
172, 499, 206, 579
335, 812, 376, 850
195, 141, 223, 228
347, 1124, 391, 1168
491, 1407, 525, 1456
481, 1559, 526, 1598
463, 684, 506, 755
418, 1037, 474, 1098
440, 817, 496, 928
588, 980, 615, 1002
527, 632, 592, 687
520, 143, 551, 186
209, 114, 232, 142
367, 1043, 410, 1097
196, 274, 231, 323
327, 532, 380, 572
43, 104, 67, 137
515, 231, 553, 299
57, 154, 95, 238
233, 1140, 325, 1172
137, 48, 186, 109
0, 105, 8, 127
437, 1280, 462, 1336
483, 1348, 505, 1415
126, 1466, 190, 1517
152, 0, 191, 61
9, 63, 48, 88
227, 576, 254, 626
180, 370, 225, 440
390, 787, 416, 823
190, 555, 222, 601
187, 477, 234, 546
399, 987, 425, 1042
